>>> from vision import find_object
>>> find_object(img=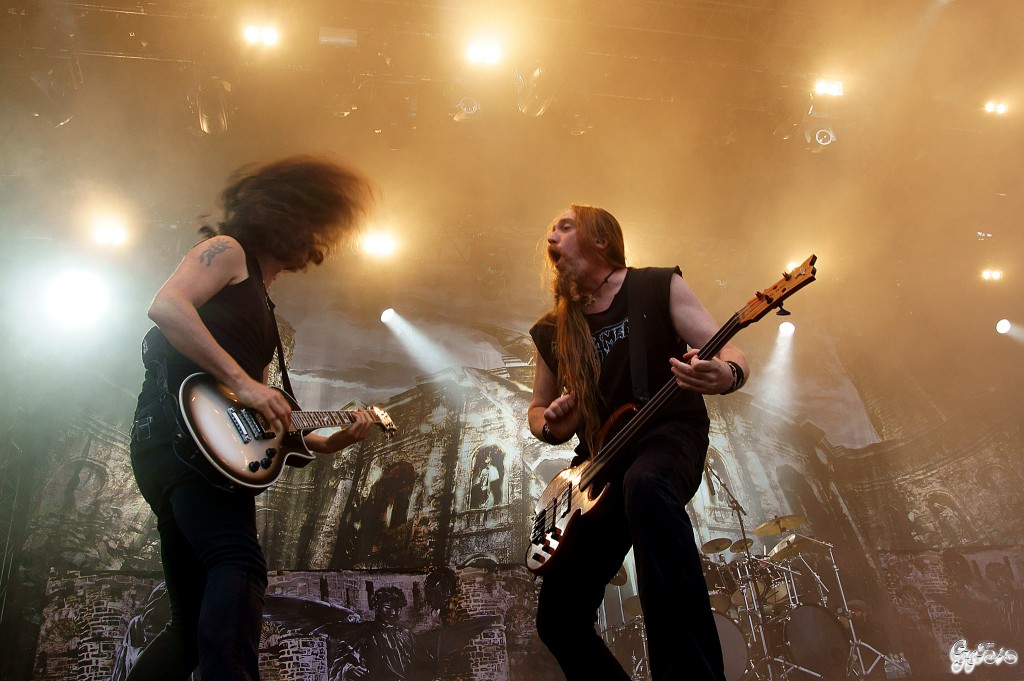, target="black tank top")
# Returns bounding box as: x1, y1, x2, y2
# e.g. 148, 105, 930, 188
530, 266, 710, 457
139, 248, 277, 399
